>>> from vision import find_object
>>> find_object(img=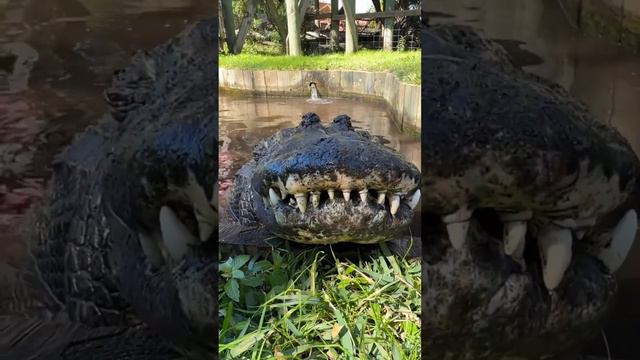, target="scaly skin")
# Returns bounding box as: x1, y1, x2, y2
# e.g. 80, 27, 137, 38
20, 19, 219, 359
228, 113, 422, 244
422, 24, 640, 359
